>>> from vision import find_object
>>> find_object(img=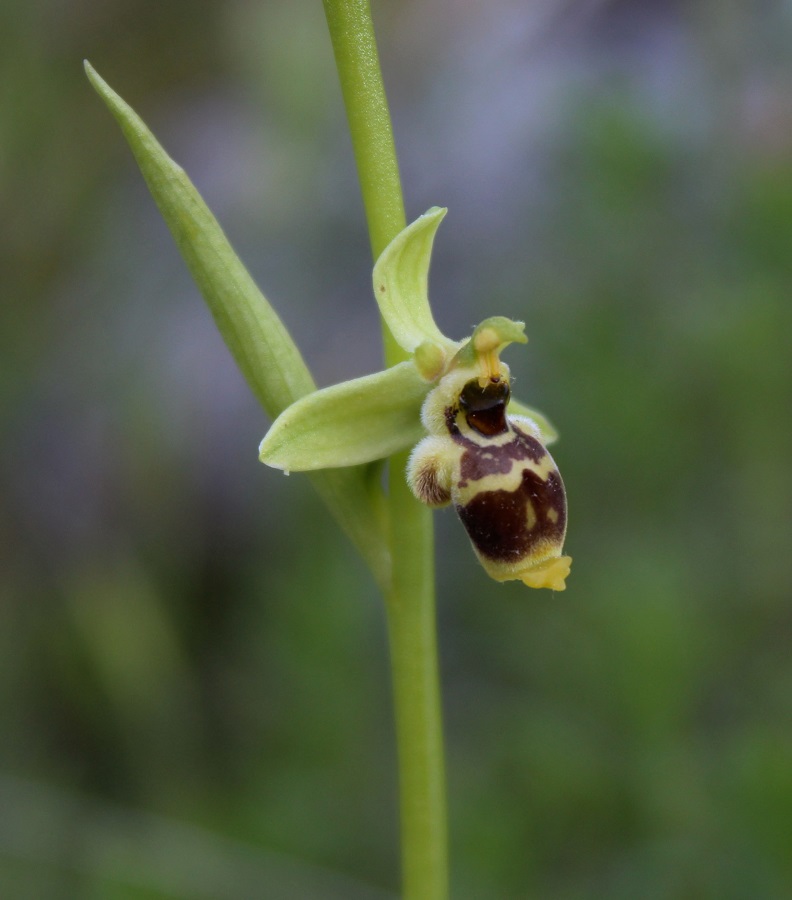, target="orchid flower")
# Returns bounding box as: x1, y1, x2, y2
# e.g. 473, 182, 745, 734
259, 209, 572, 590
